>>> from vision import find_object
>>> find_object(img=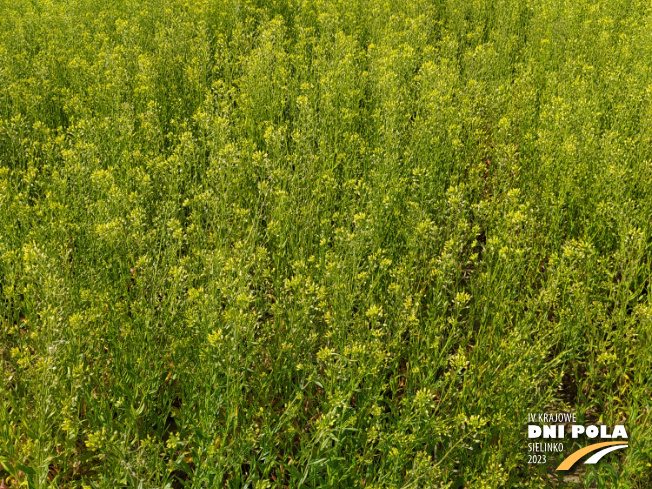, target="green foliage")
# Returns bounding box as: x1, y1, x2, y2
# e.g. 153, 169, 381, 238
0, 0, 651, 487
